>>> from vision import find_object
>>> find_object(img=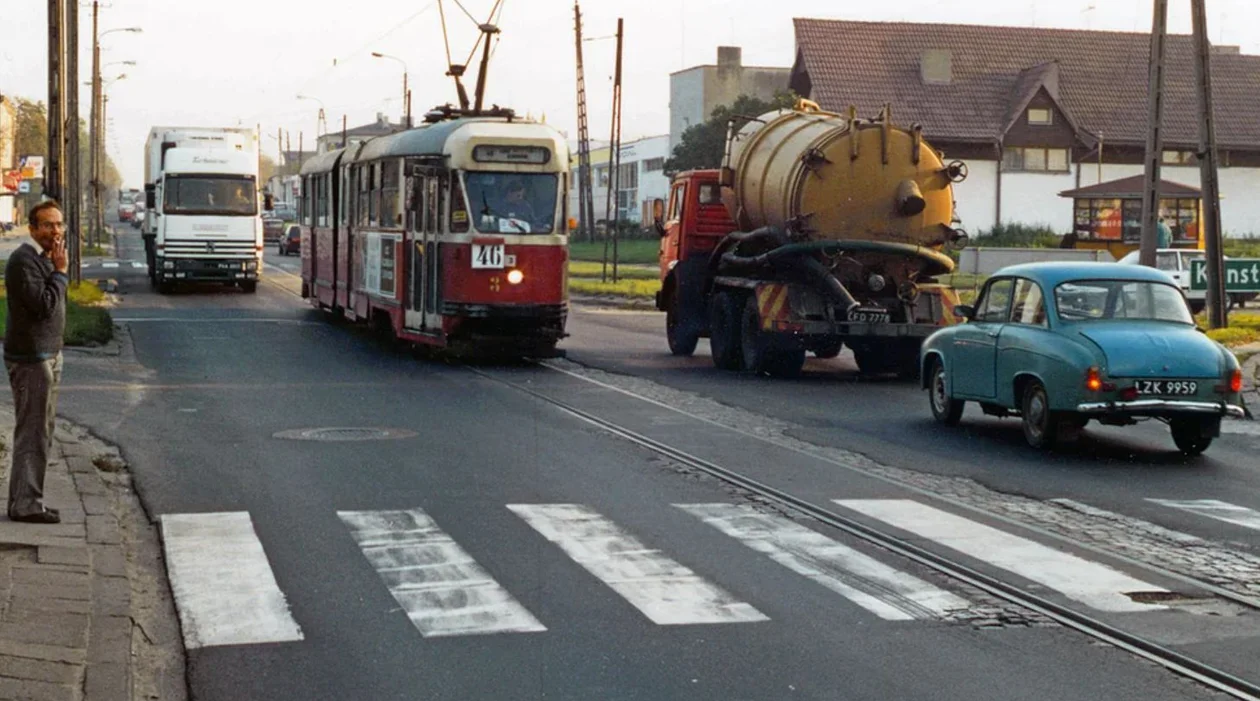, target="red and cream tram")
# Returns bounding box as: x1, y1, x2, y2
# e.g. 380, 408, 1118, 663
298, 107, 571, 356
